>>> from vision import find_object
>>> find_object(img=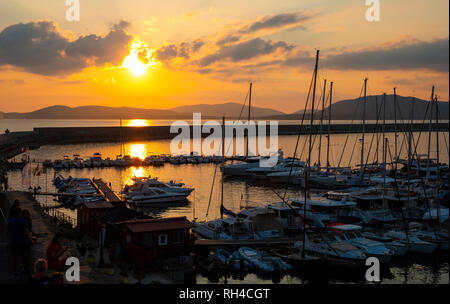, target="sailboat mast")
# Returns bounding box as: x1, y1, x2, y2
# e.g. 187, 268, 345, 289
302, 49, 319, 258
435, 96, 440, 173
318, 79, 327, 169
326, 82, 333, 172
394, 88, 398, 163
360, 78, 368, 181
120, 118, 123, 156
382, 93, 386, 175
383, 138, 387, 209
246, 82, 252, 159
375, 96, 379, 164
221, 116, 225, 220
426, 86, 435, 181
435, 96, 441, 227
407, 97, 414, 208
